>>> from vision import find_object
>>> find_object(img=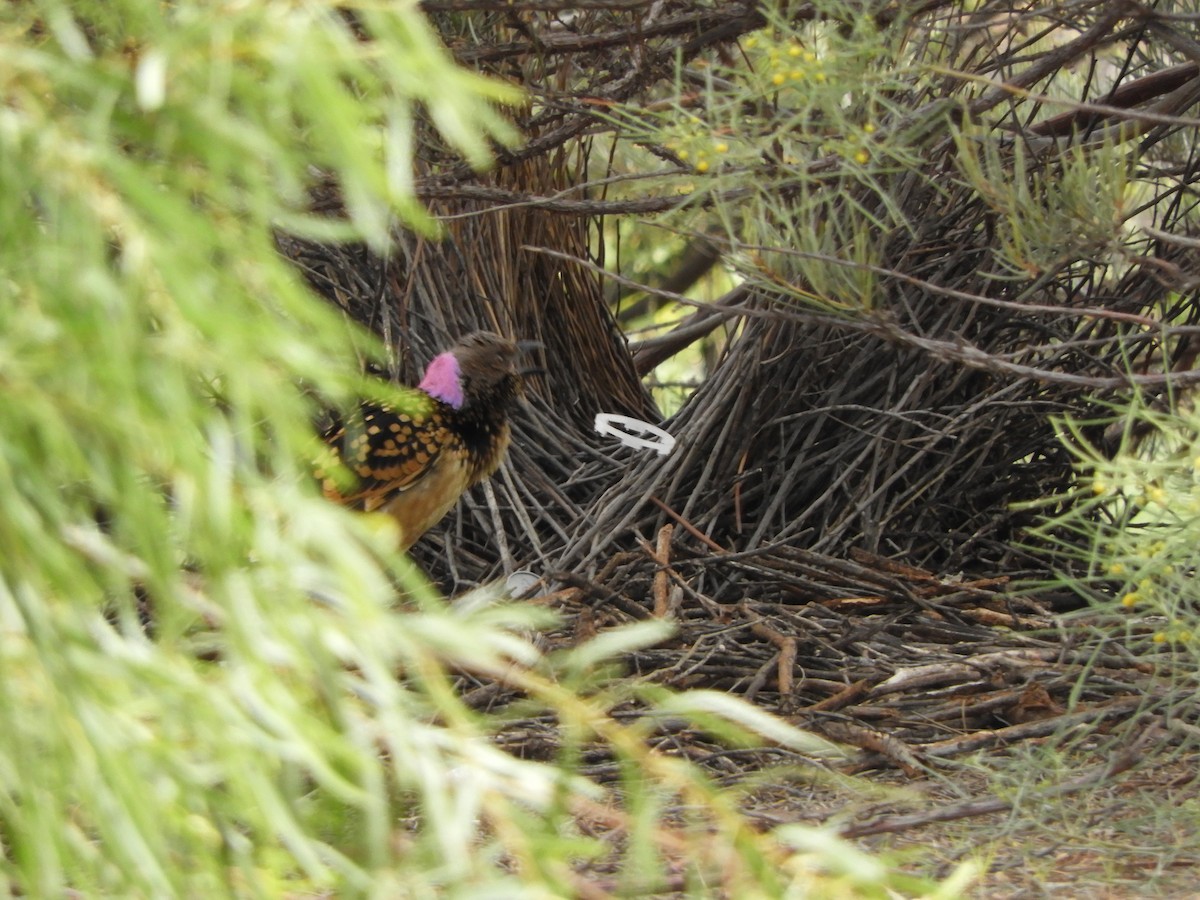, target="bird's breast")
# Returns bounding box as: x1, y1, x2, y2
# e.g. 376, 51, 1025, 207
382, 447, 473, 551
